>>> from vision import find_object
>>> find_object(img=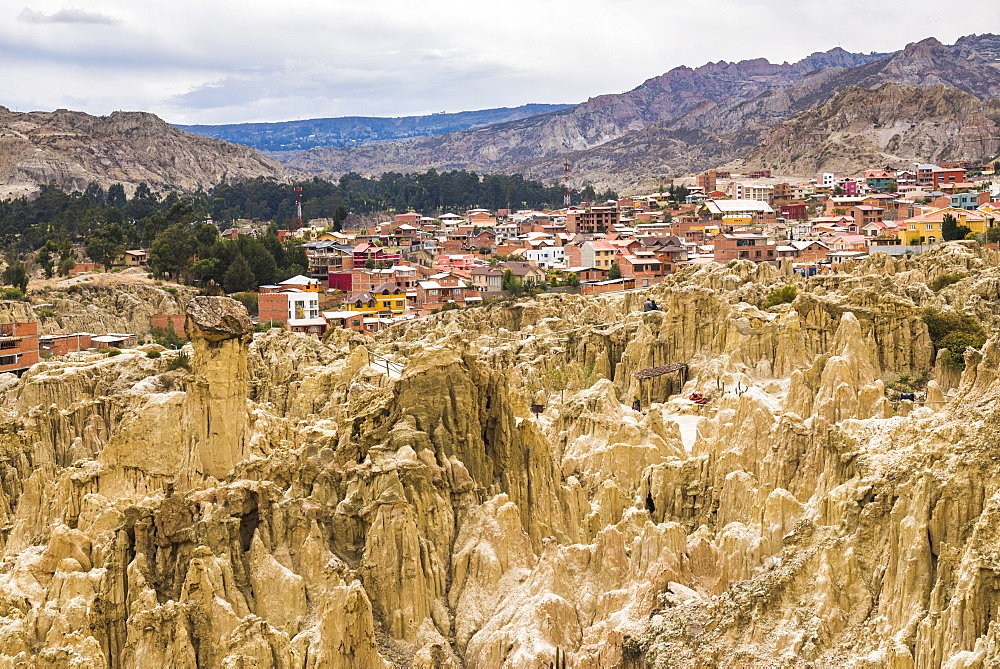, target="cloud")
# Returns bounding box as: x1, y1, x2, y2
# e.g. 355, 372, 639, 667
18, 7, 121, 25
